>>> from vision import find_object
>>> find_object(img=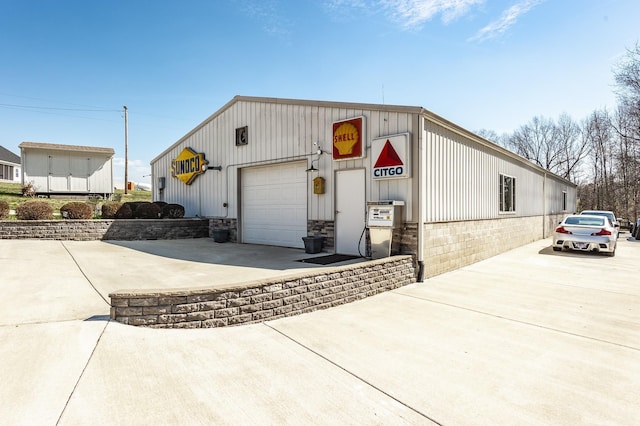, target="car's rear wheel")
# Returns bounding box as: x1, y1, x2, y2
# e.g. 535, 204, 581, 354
552, 246, 562, 252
